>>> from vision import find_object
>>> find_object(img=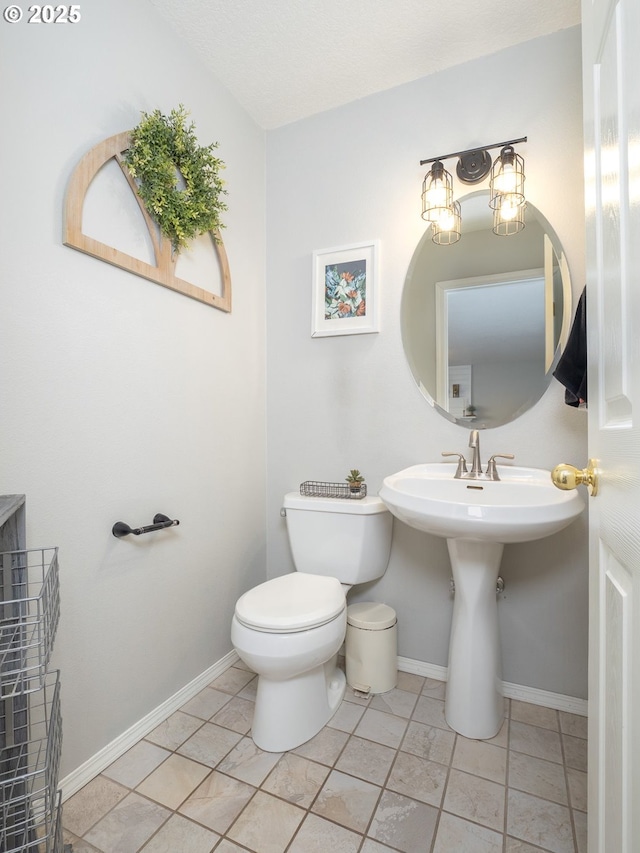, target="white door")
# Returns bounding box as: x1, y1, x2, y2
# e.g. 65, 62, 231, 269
582, 0, 640, 849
